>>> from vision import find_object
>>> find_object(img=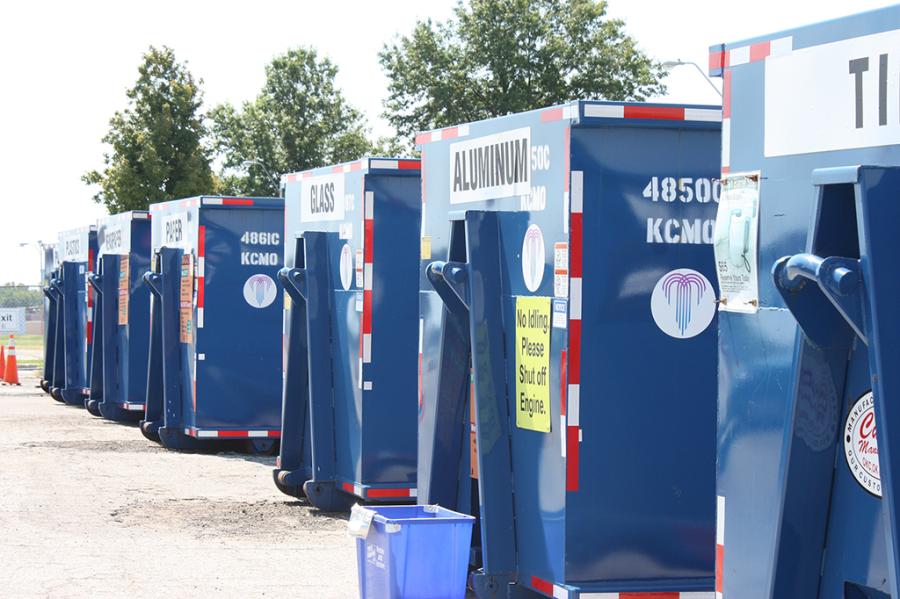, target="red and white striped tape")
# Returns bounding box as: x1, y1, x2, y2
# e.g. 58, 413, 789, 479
712, 36, 793, 175
565, 170, 584, 492
583, 104, 720, 122
196, 225, 206, 329
415, 124, 471, 146
716, 496, 725, 599
359, 191, 374, 391
282, 159, 420, 182
340, 481, 417, 500
184, 427, 280, 439
531, 575, 714, 599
